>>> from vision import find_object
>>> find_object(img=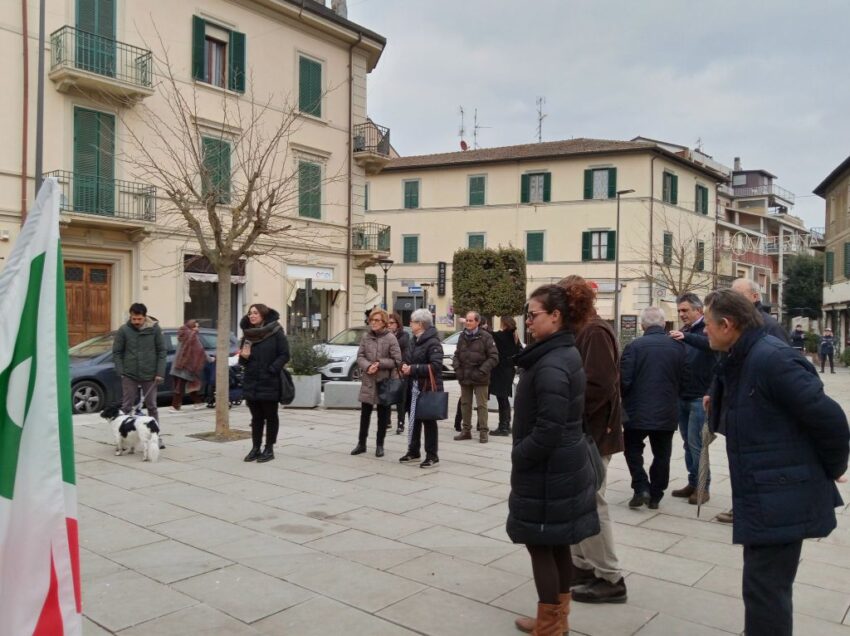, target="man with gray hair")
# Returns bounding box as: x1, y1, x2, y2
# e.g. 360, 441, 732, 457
620, 307, 689, 509
731, 278, 789, 344
453, 311, 499, 442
